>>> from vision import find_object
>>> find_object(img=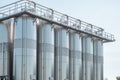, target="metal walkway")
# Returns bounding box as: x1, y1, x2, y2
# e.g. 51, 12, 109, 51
0, 0, 115, 42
